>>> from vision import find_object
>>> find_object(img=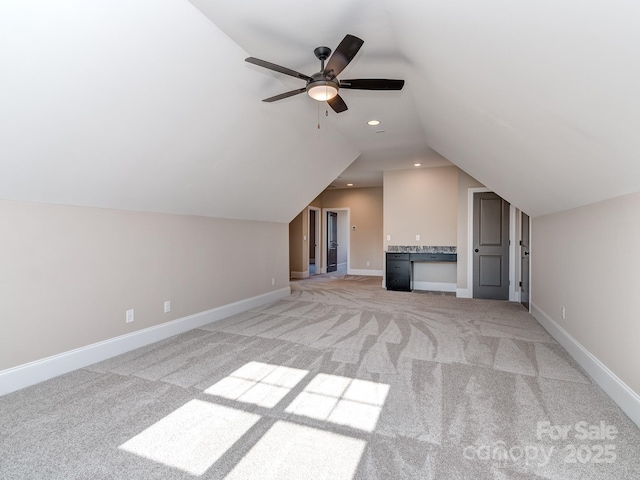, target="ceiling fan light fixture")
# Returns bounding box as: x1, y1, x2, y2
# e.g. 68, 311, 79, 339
308, 83, 338, 101
367, 120, 380, 126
